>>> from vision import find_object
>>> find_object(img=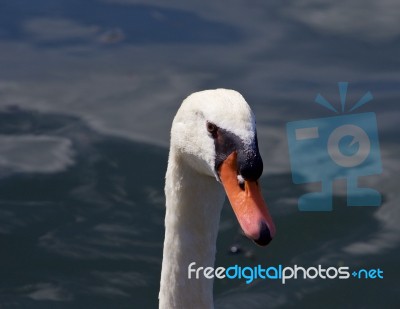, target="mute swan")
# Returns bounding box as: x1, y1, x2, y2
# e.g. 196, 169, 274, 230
159, 89, 275, 308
